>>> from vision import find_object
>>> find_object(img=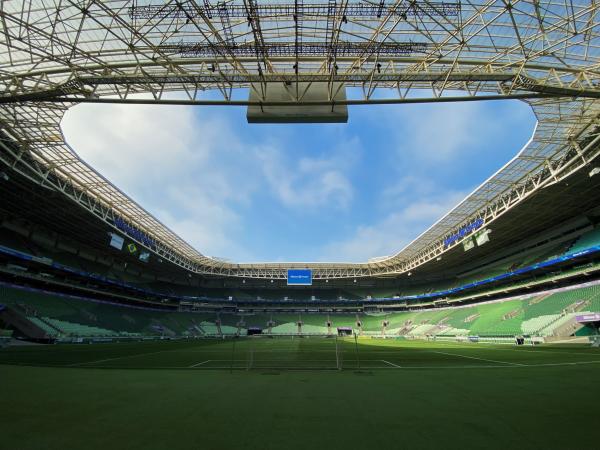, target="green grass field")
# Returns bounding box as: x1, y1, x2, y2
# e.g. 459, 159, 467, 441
2, 337, 600, 450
